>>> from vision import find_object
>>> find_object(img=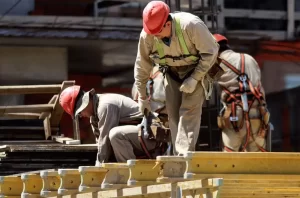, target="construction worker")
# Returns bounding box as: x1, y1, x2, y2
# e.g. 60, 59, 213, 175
214, 34, 270, 152
134, 1, 219, 155
59, 85, 157, 165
